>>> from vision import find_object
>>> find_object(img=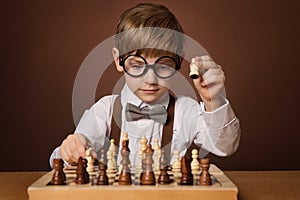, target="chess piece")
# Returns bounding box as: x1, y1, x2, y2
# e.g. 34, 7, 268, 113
153, 138, 161, 173
189, 58, 199, 79
199, 158, 212, 186
140, 144, 156, 185
75, 157, 90, 184
85, 147, 94, 173
108, 139, 117, 168
51, 159, 66, 185
139, 135, 148, 153
122, 131, 129, 141
118, 132, 129, 173
106, 150, 117, 184
191, 149, 200, 176
171, 150, 181, 183
135, 150, 144, 176
157, 150, 171, 184
96, 150, 109, 185
118, 139, 132, 185
179, 156, 193, 185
